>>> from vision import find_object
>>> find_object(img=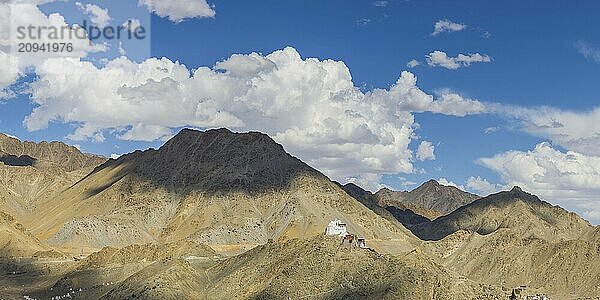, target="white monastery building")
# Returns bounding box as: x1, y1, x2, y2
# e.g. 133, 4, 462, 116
325, 219, 348, 237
